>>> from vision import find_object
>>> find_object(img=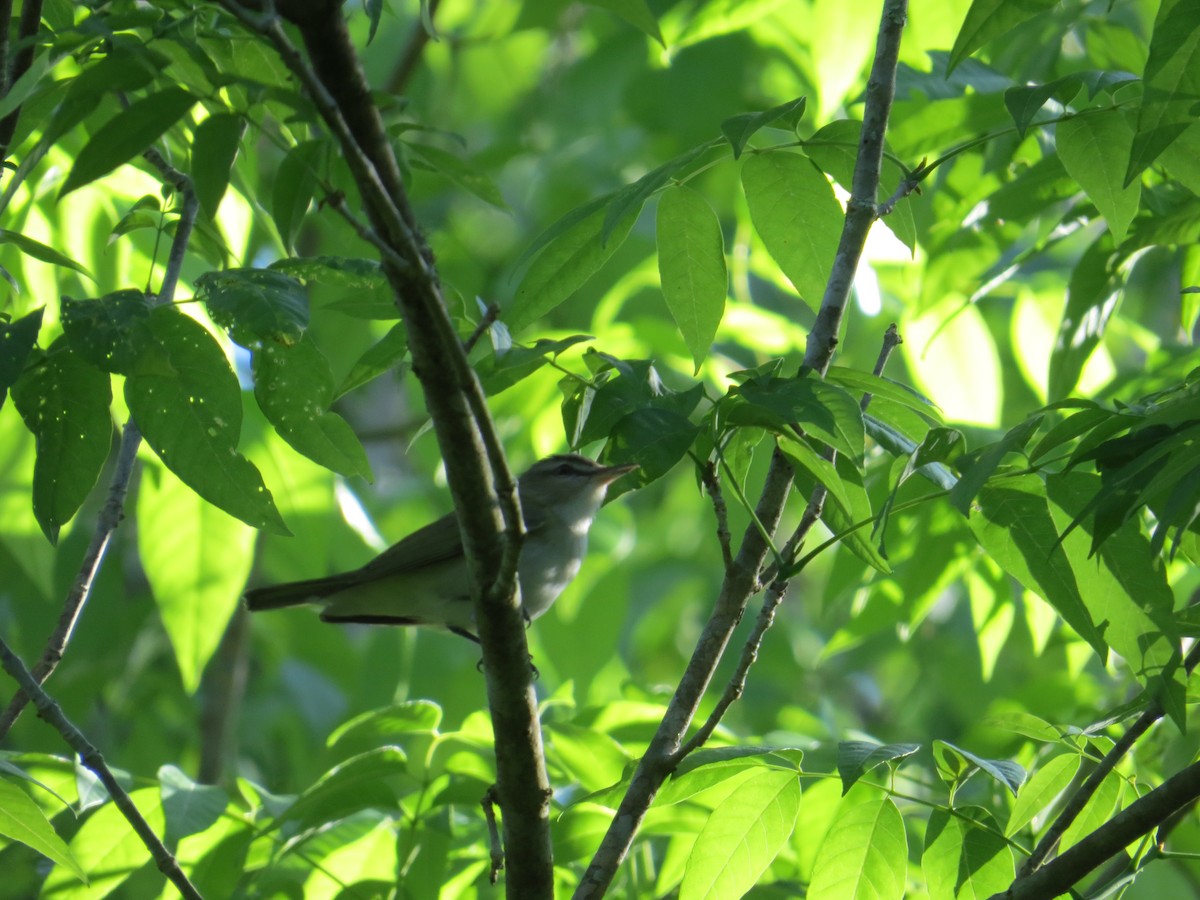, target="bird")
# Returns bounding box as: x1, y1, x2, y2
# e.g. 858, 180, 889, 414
243, 454, 638, 641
